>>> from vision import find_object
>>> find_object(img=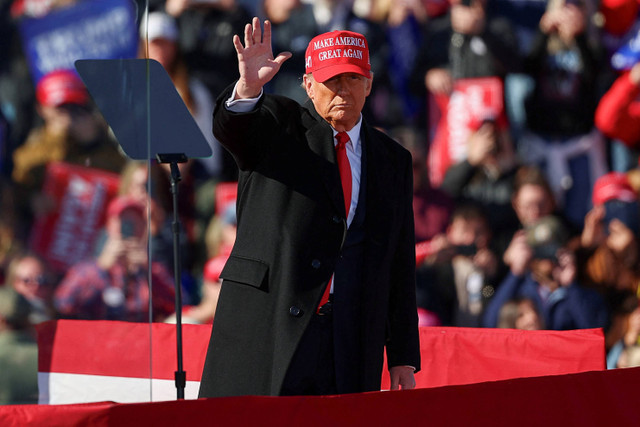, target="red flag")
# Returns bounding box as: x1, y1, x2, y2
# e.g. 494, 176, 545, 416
382, 326, 605, 390
428, 77, 507, 187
